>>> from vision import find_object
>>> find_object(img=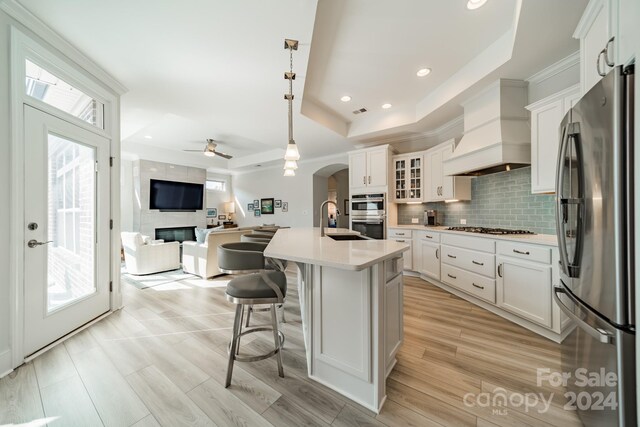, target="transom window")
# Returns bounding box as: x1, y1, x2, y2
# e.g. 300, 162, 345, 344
25, 59, 104, 129
206, 179, 226, 192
